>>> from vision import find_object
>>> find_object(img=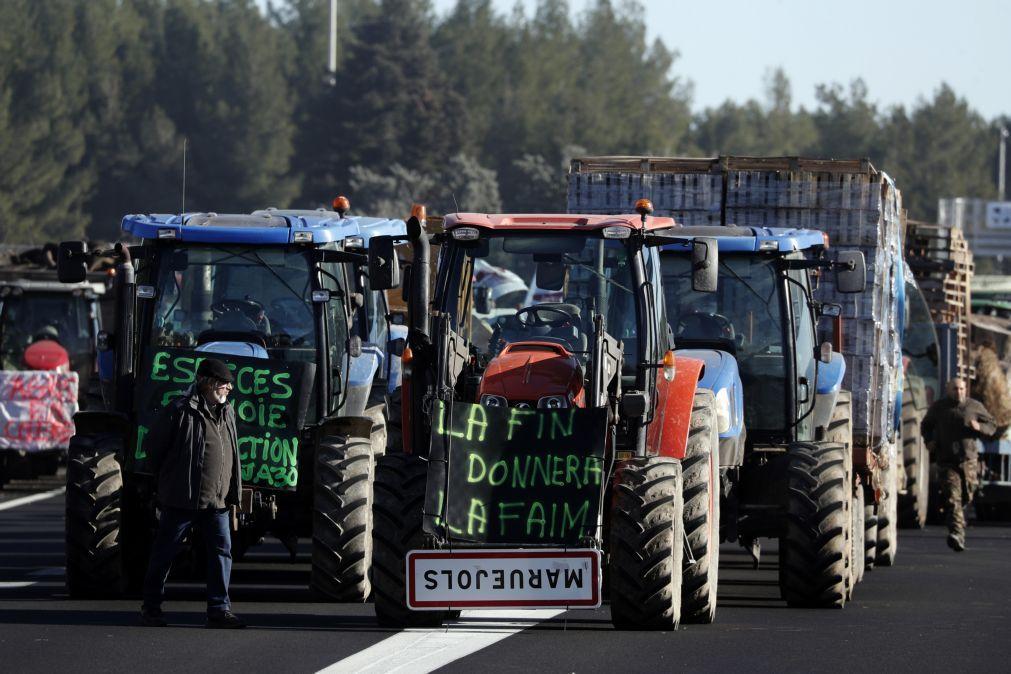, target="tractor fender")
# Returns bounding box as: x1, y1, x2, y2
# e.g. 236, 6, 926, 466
812, 352, 845, 432
344, 347, 382, 416
316, 415, 373, 443
677, 348, 745, 443
646, 355, 705, 459
386, 324, 408, 394
72, 410, 132, 439
816, 350, 846, 396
